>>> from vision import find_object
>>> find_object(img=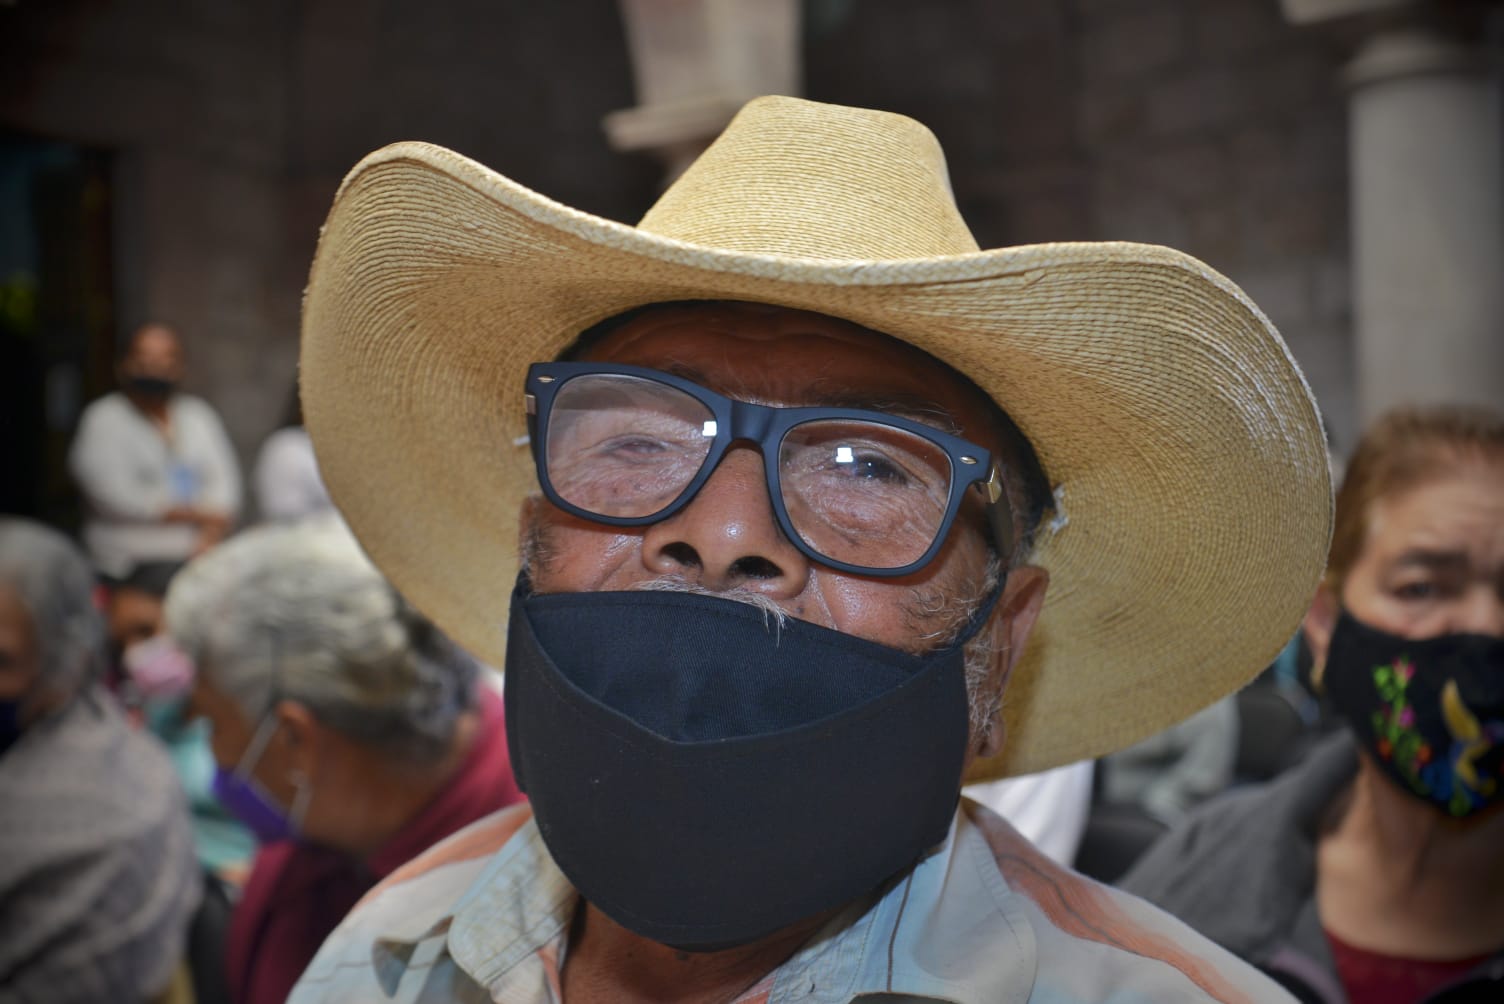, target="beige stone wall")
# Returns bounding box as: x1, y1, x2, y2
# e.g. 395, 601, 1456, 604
1, 0, 657, 471
3, 0, 1363, 469
809, 0, 1355, 448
